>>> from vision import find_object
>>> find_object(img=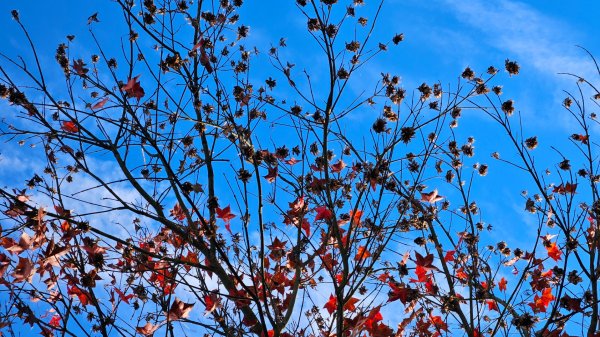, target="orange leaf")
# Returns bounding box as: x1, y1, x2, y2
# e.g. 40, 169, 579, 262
430, 315, 448, 332
546, 242, 562, 261
354, 246, 371, 261
343, 297, 359, 312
